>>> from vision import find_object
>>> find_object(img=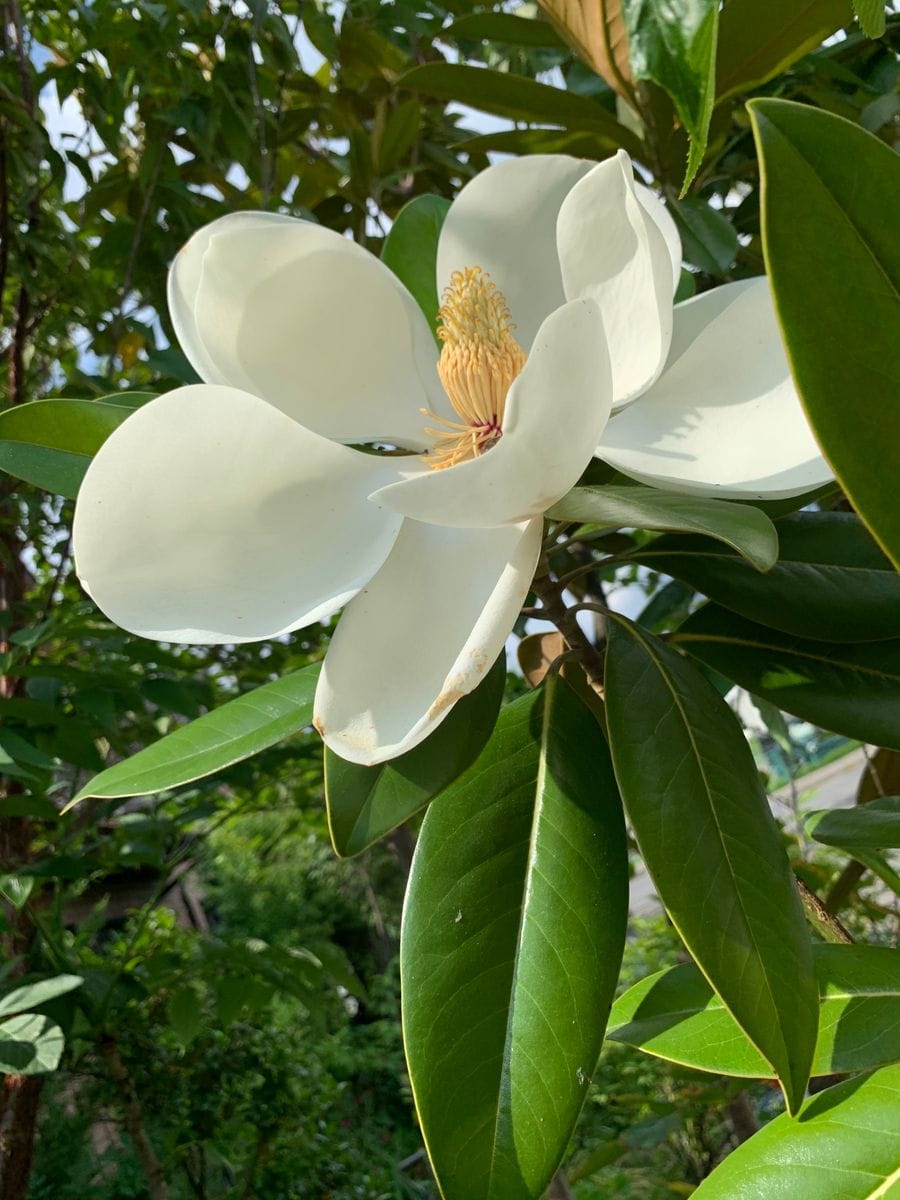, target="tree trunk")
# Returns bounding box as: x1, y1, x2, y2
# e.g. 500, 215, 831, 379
0, 1076, 43, 1200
